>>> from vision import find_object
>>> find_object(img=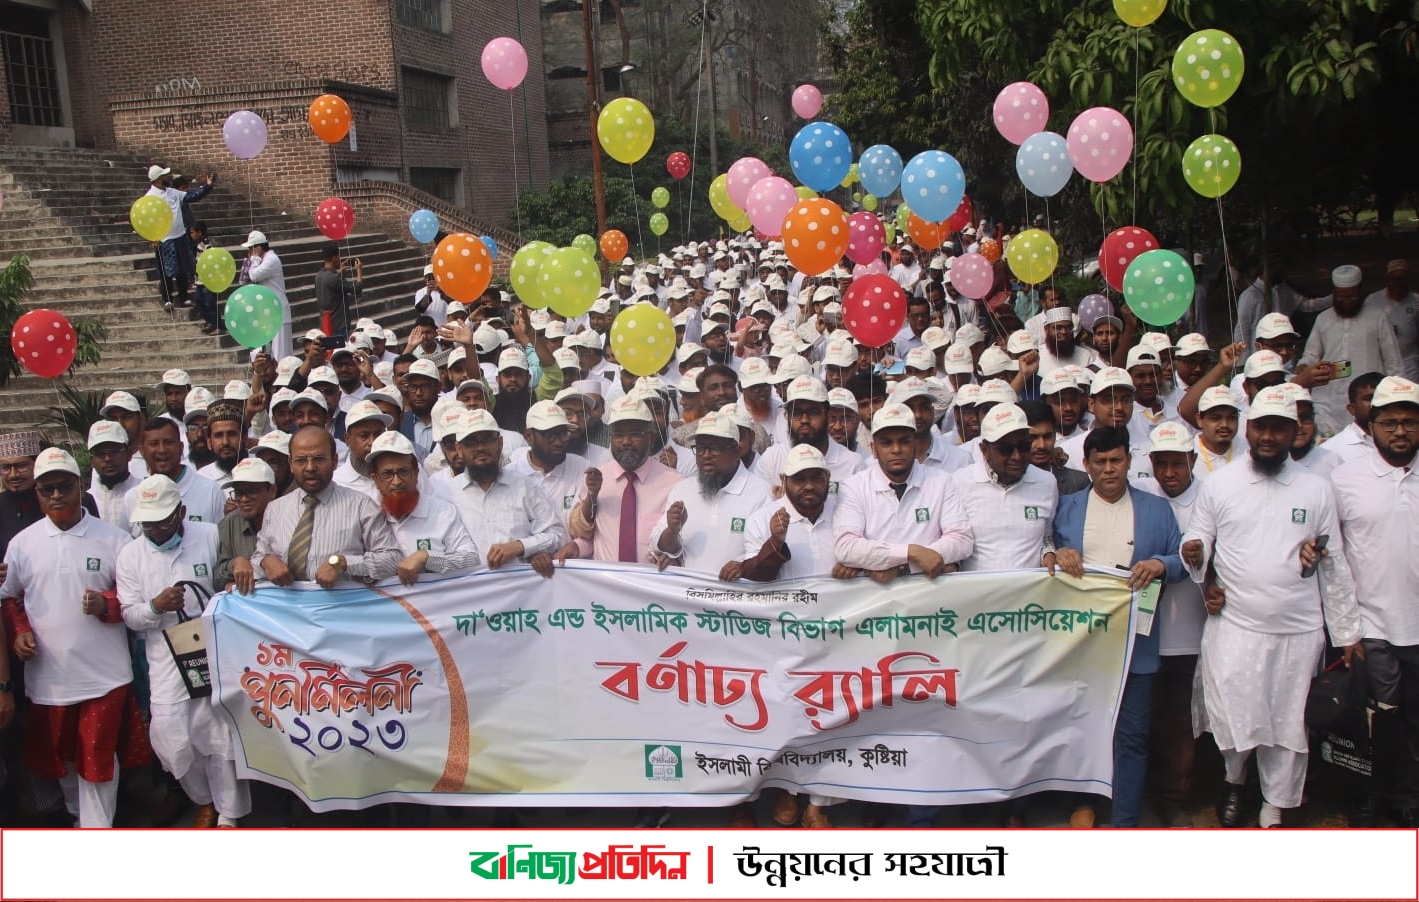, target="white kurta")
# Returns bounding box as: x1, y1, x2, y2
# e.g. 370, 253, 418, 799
1365, 289, 1419, 381
1332, 449, 1419, 645
90, 472, 141, 534
951, 461, 1056, 572
650, 465, 772, 573
1299, 305, 1404, 438
1137, 477, 1205, 656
